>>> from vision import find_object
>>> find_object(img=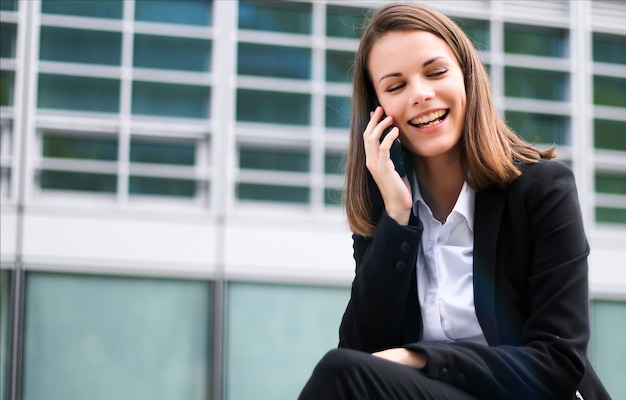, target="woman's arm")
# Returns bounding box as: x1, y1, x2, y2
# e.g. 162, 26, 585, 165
338, 211, 422, 352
